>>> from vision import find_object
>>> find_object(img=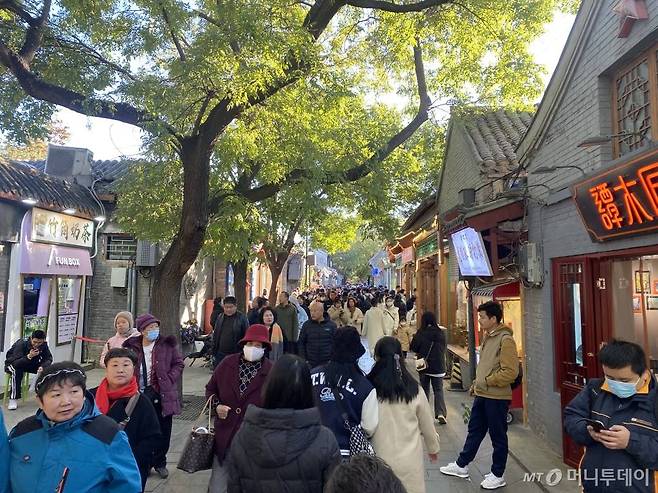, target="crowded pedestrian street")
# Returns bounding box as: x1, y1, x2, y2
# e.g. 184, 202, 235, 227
3, 0, 658, 492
